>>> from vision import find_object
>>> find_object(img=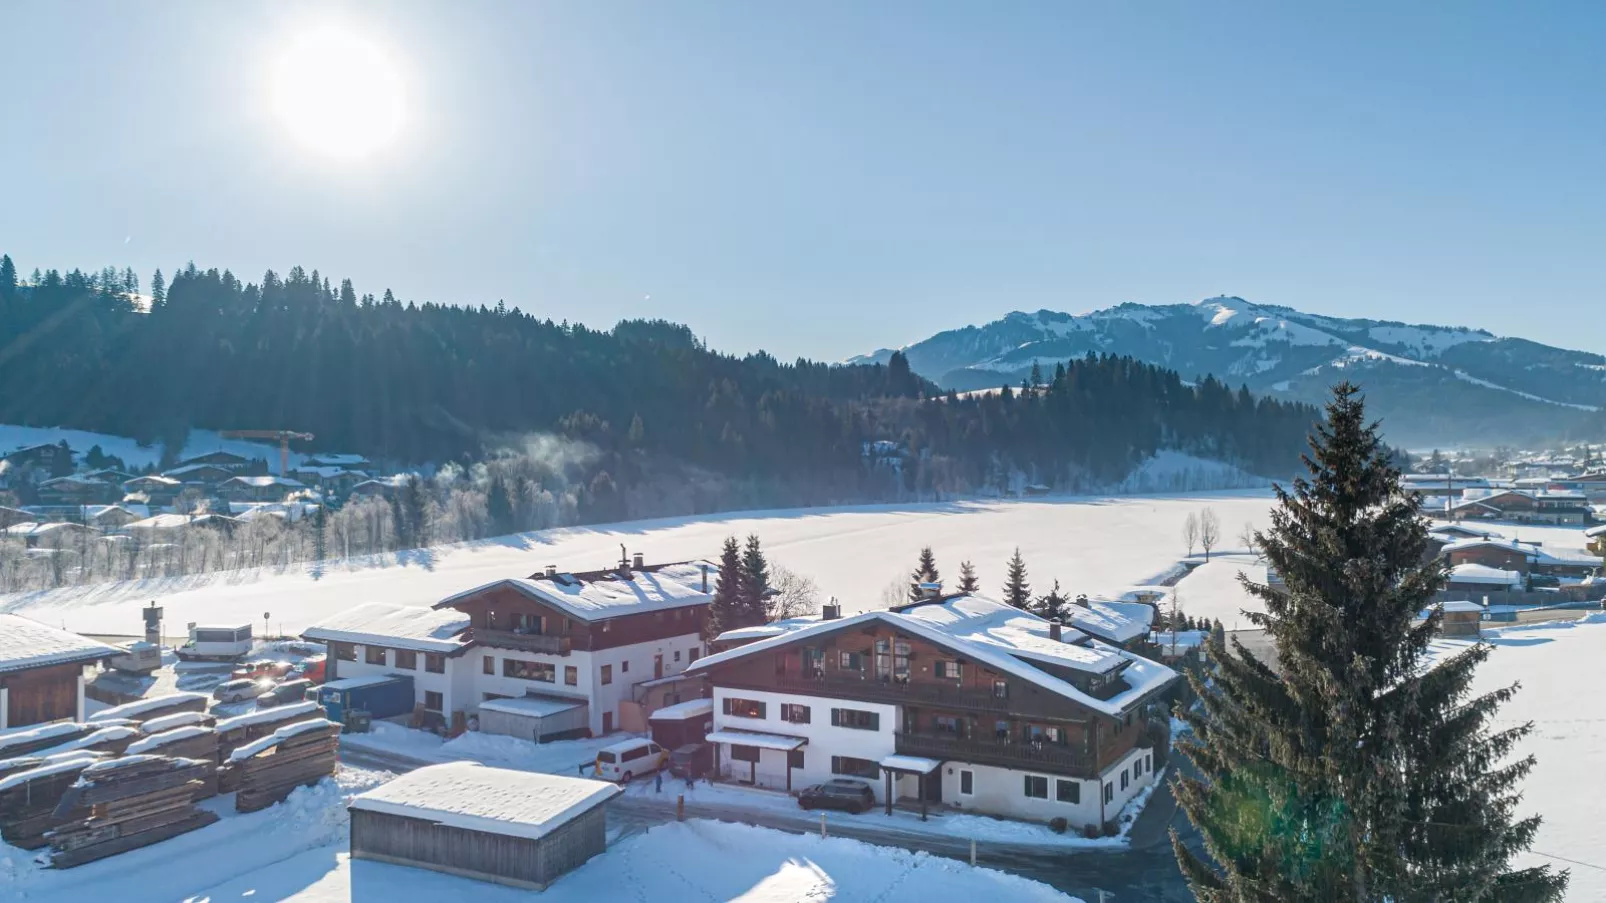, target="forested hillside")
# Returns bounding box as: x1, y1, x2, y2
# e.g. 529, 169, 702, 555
0, 255, 1318, 512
